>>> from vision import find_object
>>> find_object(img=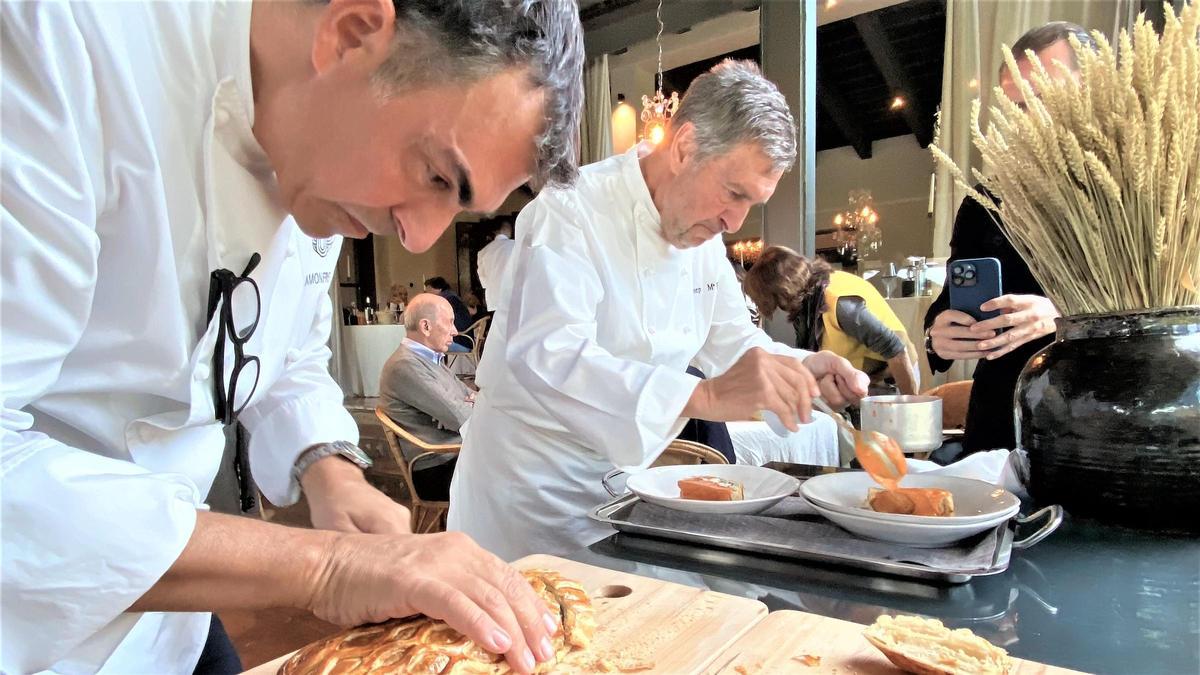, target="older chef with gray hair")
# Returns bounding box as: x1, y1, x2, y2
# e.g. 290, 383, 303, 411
449, 60, 869, 560
0, 1, 583, 673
